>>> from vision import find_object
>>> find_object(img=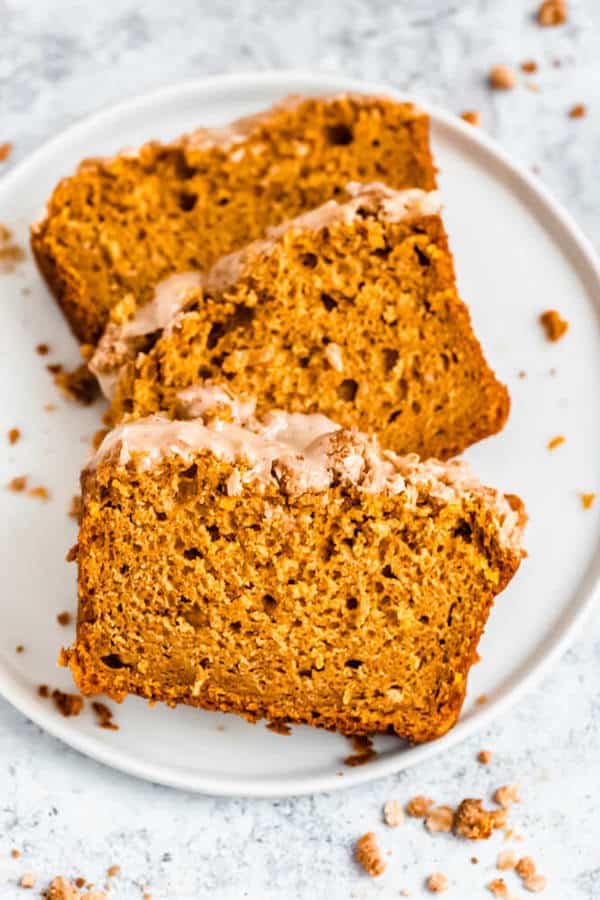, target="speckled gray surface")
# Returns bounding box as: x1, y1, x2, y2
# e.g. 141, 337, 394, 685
1, 1, 600, 898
